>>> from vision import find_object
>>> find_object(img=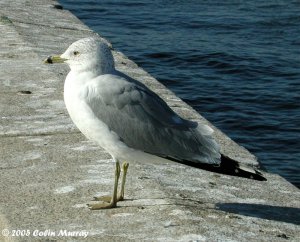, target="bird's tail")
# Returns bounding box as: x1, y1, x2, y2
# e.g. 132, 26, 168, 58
219, 154, 267, 181
120, 143, 267, 181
